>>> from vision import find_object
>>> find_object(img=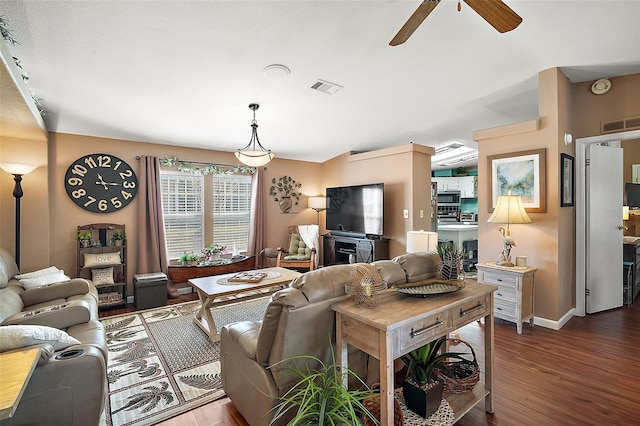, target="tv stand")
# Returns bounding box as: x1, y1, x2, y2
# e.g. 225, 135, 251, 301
323, 234, 389, 266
